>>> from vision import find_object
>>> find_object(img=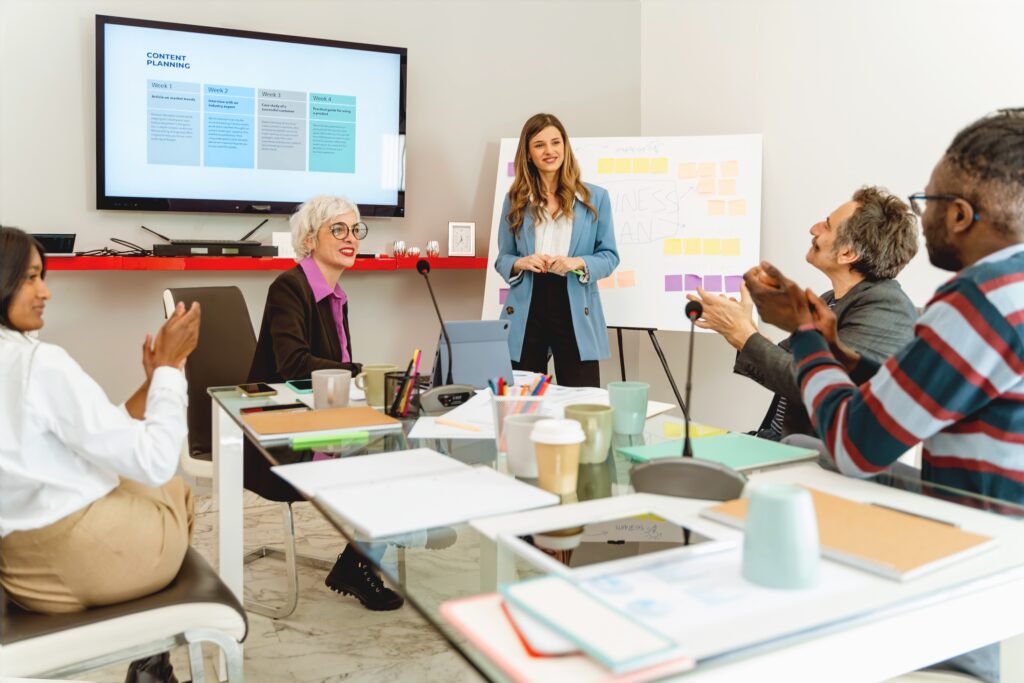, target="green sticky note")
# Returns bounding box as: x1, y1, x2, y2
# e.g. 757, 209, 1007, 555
291, 431, 370, 449
617, 432, 818, 472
